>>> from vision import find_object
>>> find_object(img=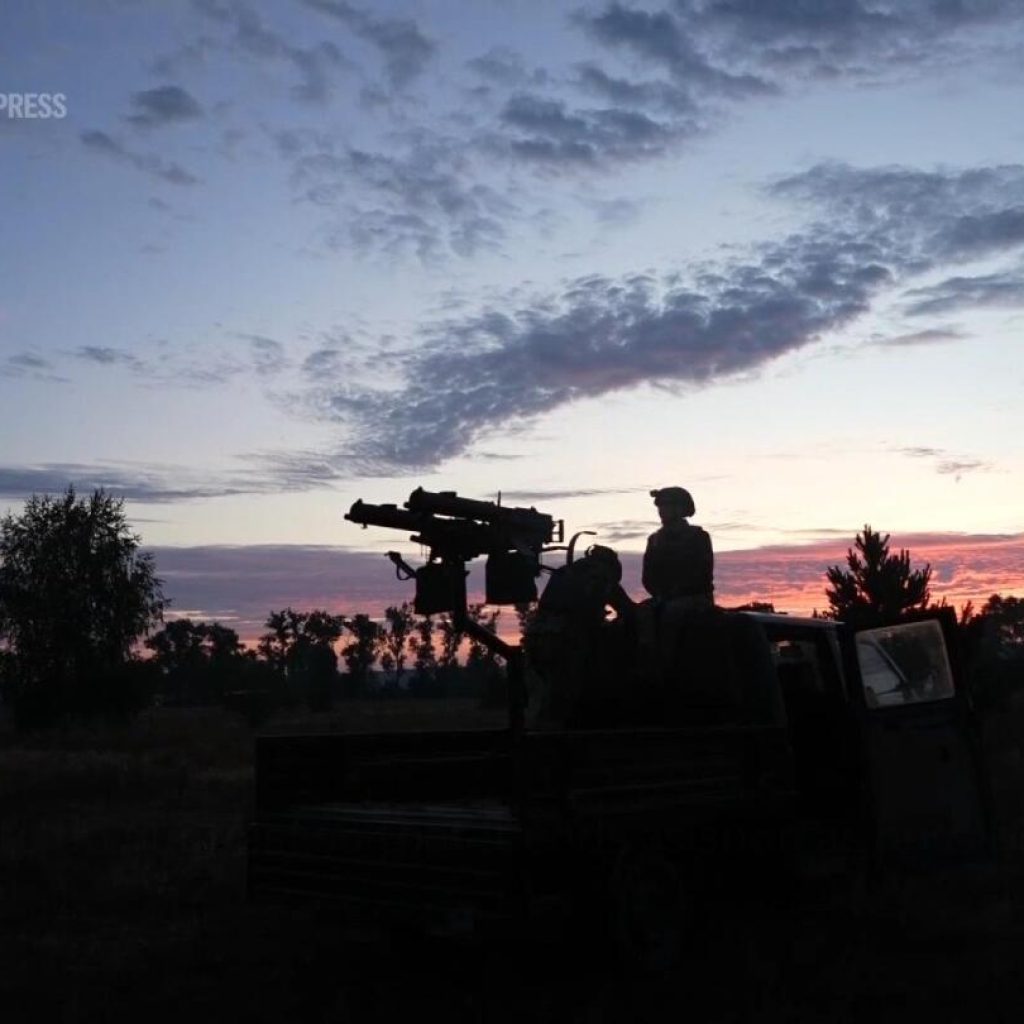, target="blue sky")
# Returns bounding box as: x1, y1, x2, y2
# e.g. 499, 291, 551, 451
3, 1, 1024, 635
